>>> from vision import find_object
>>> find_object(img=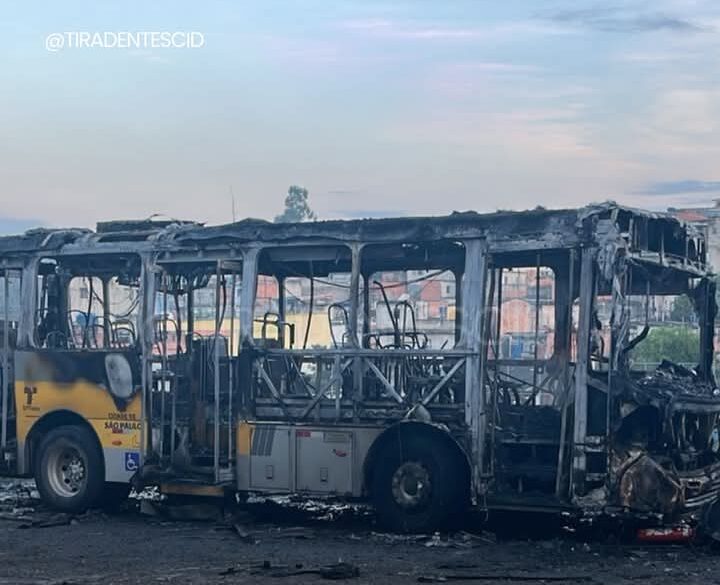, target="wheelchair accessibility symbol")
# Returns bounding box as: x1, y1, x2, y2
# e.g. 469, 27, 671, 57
124, 452, 139, 472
